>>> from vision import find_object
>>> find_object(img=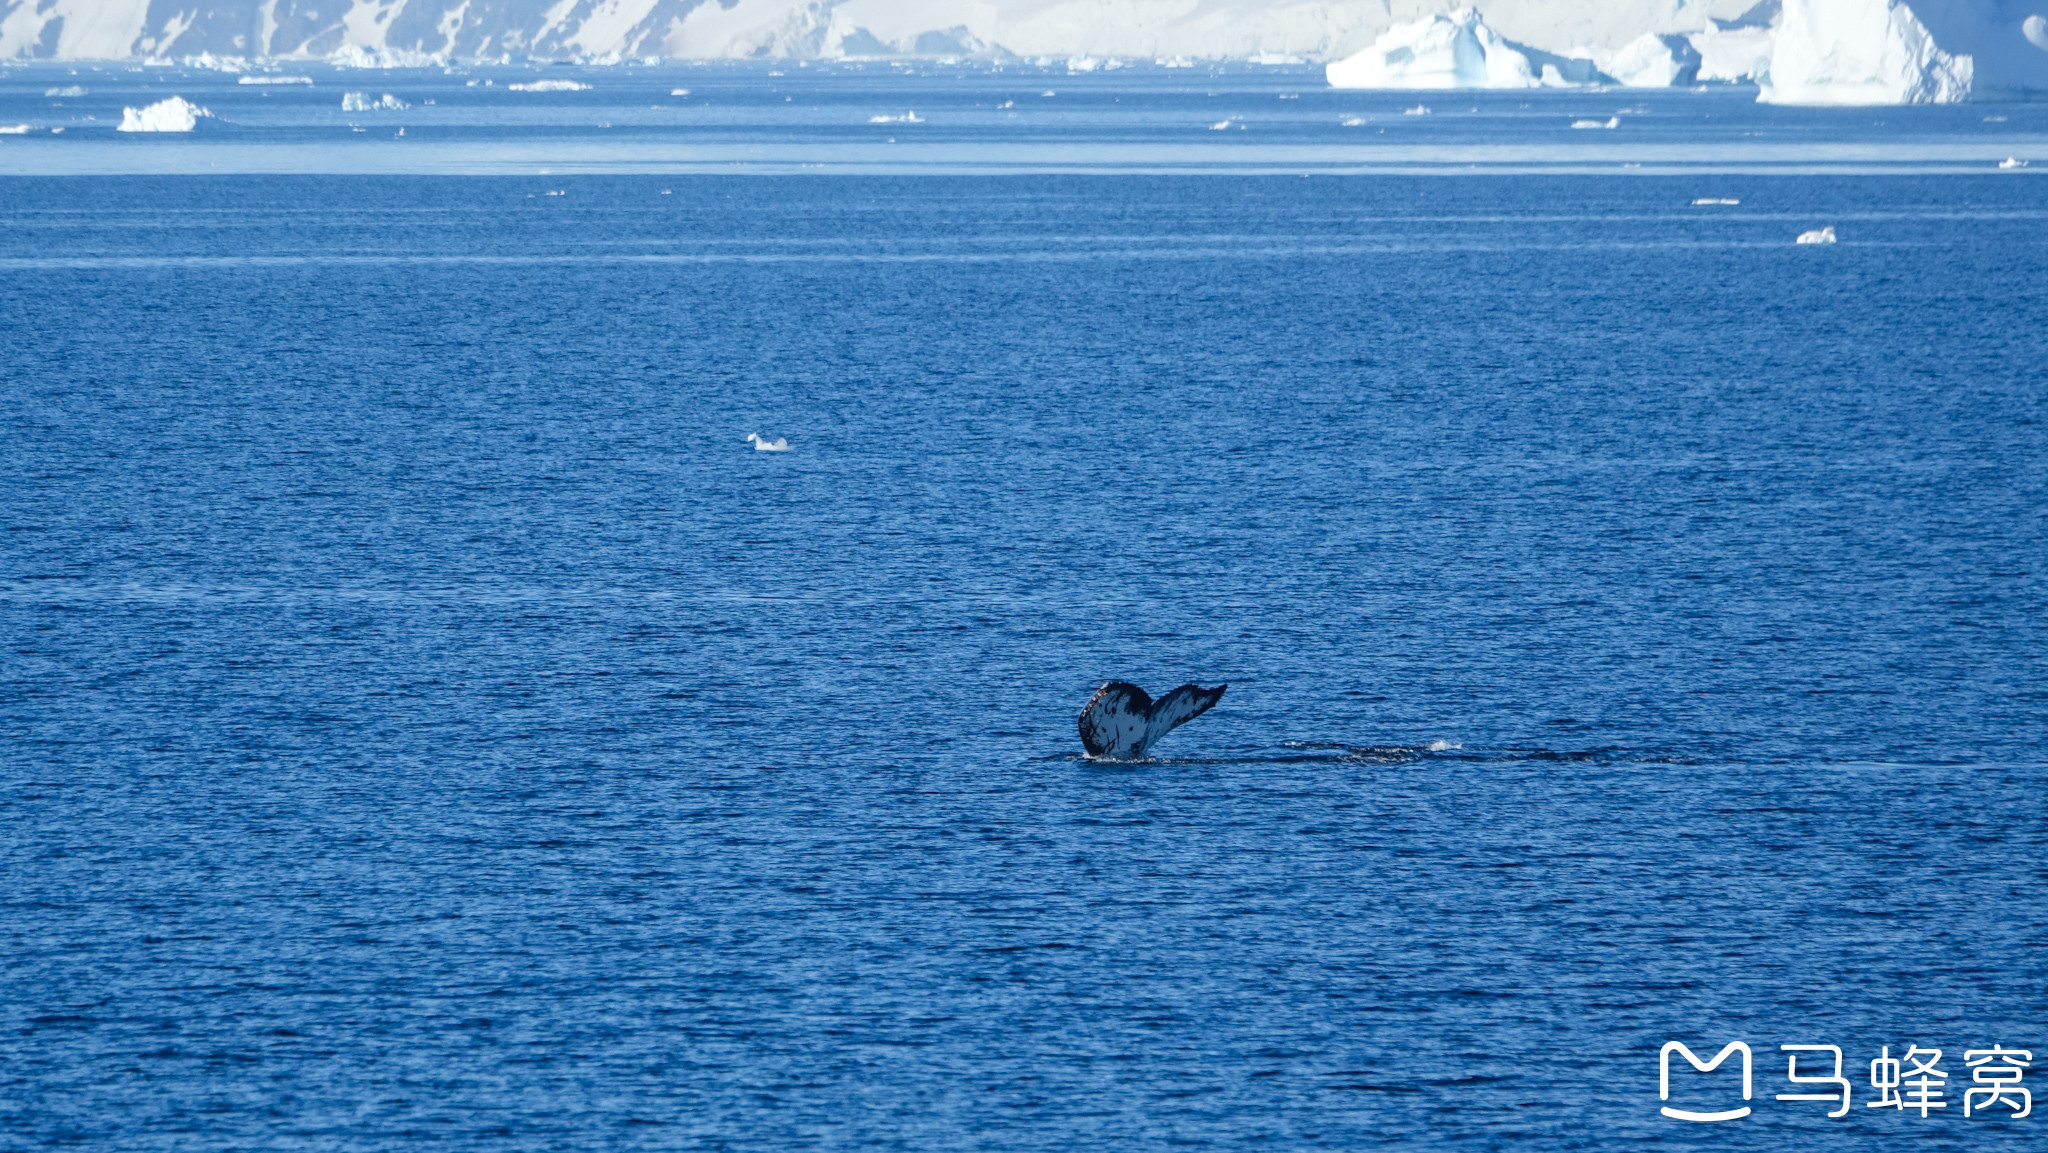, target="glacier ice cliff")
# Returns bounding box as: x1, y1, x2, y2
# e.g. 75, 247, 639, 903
1, 0, 2044, 102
